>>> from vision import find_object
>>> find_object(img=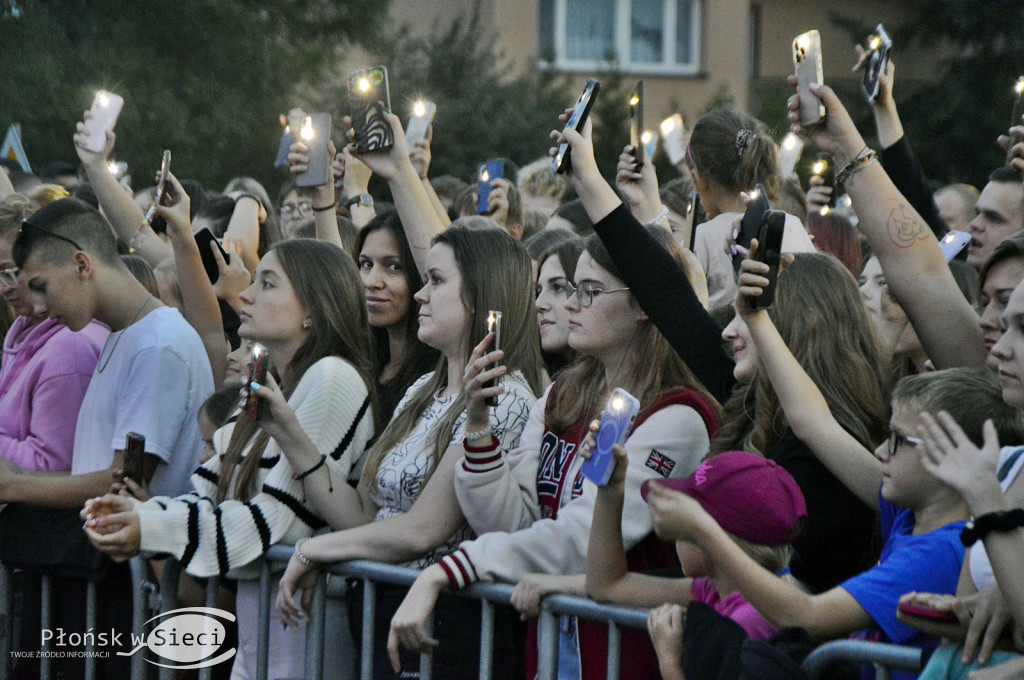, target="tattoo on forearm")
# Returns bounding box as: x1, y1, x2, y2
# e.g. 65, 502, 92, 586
887, 204, 928, 248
